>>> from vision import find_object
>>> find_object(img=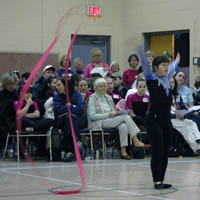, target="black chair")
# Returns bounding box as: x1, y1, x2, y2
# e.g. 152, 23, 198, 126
3, 127, 53, 162
80, 128, 119, 159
